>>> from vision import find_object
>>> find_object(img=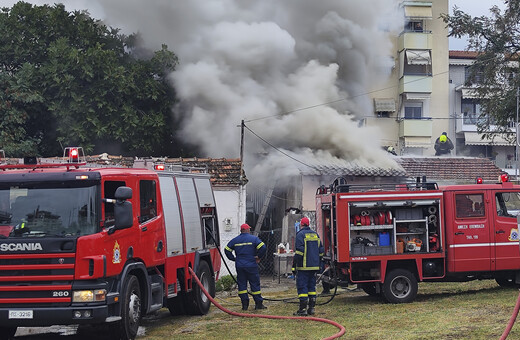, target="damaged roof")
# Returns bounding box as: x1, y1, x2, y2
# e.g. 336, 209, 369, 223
396, 157, 504, 183
298, 158, 407, 177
